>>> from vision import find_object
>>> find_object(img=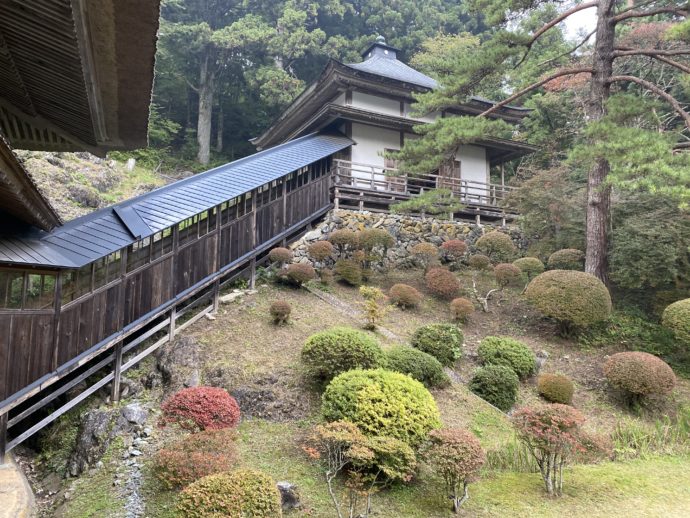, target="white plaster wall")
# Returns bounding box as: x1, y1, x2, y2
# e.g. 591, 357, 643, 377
457, 144, 489, 202
350, 122, 400, 189
351, 91, 401, 117
401, 102, 440, 122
